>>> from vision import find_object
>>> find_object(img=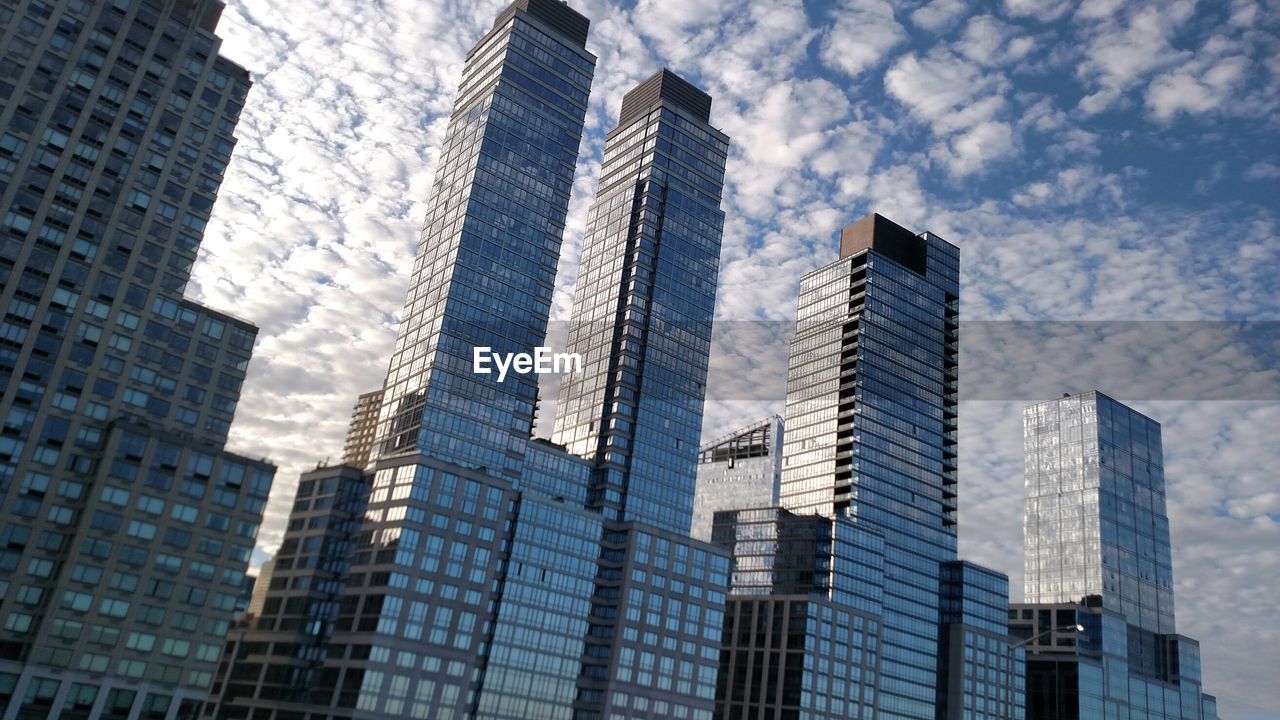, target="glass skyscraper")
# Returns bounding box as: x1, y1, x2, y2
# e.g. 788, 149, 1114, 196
1012, 391, 1219, 719
1023, 391, 1173, 633
210, 1, 597, 718
937, 561, 1025, 720
371, 0, 594, 480
210, 5, 732, 720
711, 213, 1015, 720
549, 67, 732, 720
778, 212, 960, 719
0, 1, 273, 717
551, 69, 729, 535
